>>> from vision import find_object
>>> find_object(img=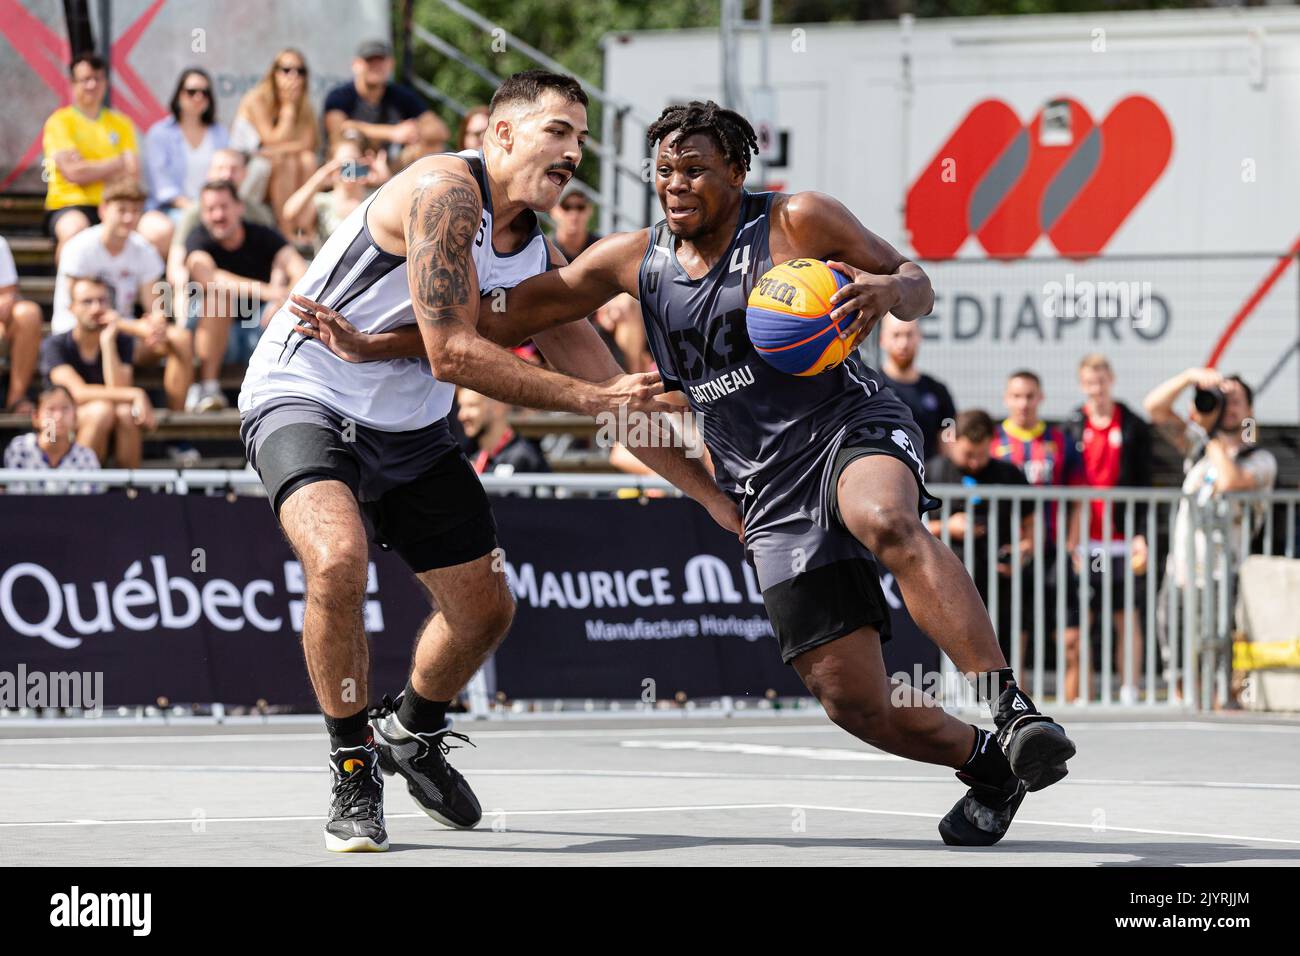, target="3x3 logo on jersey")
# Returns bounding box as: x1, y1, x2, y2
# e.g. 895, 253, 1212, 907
667, 308, 753, 380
